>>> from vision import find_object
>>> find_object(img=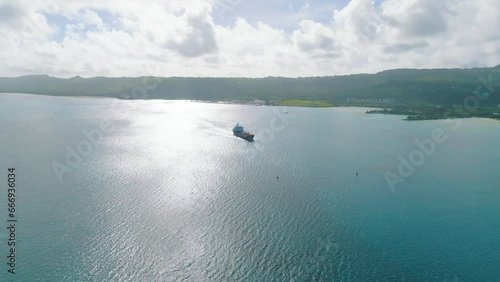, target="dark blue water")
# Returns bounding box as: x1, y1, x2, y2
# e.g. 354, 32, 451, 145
0, 93, 499, 281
